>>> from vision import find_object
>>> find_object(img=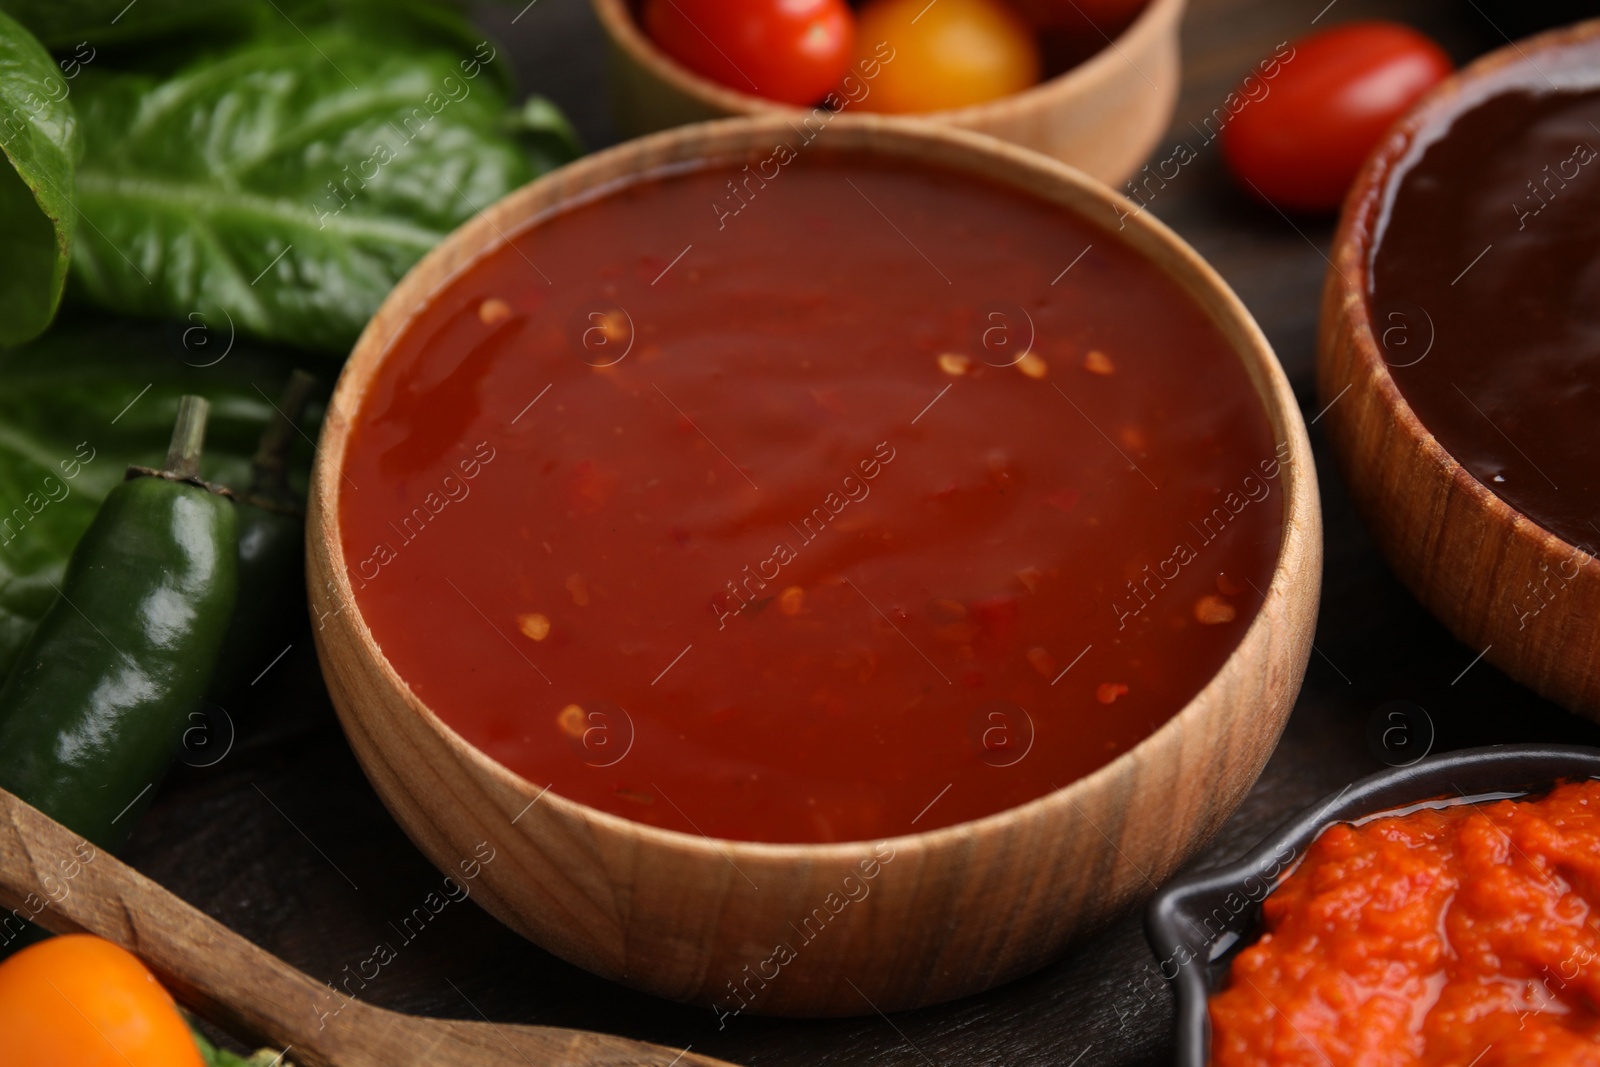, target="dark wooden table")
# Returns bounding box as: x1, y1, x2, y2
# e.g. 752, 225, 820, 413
128, 1, 1600, 1063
